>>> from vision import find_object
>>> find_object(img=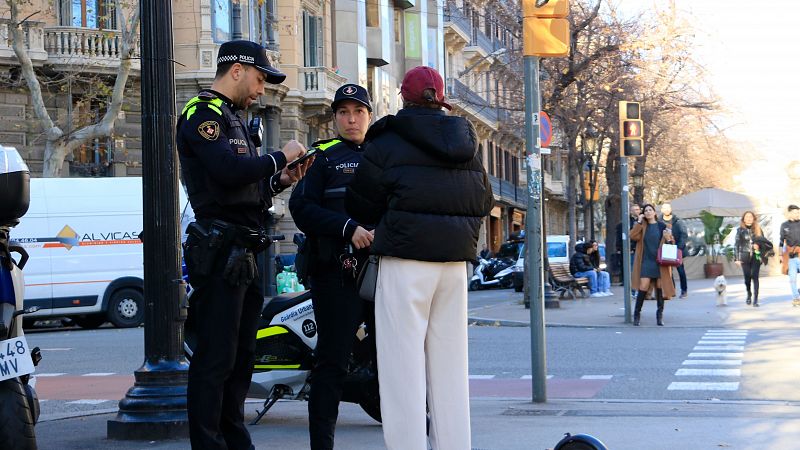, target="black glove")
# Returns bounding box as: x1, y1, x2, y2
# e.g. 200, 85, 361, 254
223, 247, 258, 286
